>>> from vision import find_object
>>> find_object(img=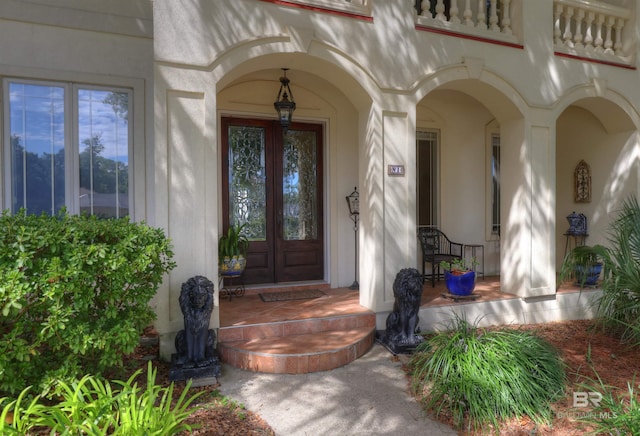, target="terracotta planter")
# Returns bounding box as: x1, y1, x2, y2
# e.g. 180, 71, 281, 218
444, 270, 476, 296
219, 255, 246, 277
